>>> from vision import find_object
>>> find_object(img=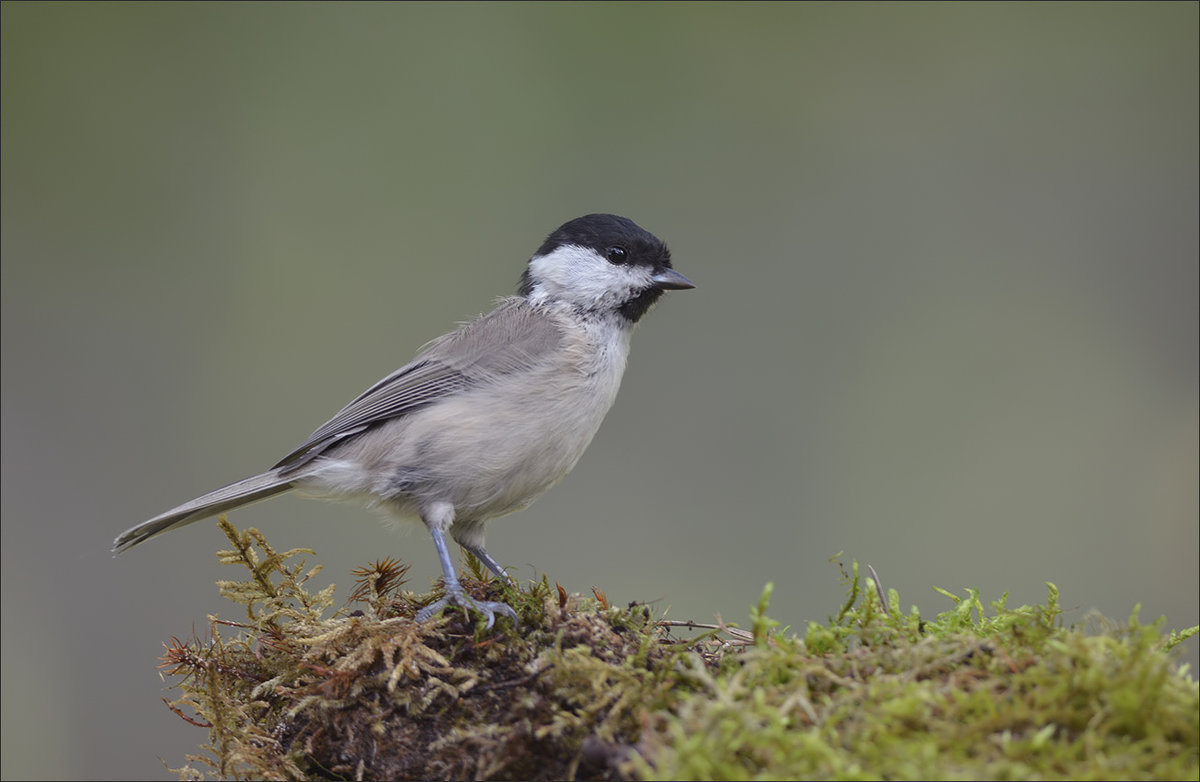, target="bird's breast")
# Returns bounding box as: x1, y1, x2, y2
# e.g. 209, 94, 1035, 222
391, 319, 633, 519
